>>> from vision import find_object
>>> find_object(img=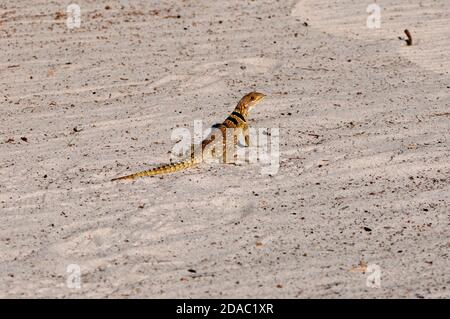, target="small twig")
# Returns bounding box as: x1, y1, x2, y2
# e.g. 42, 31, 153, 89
67, 137, 77, 147
404, 29, 413, 46
299, 67, 329, 72
164, 15, 181, 19
429, 112, 450, 118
